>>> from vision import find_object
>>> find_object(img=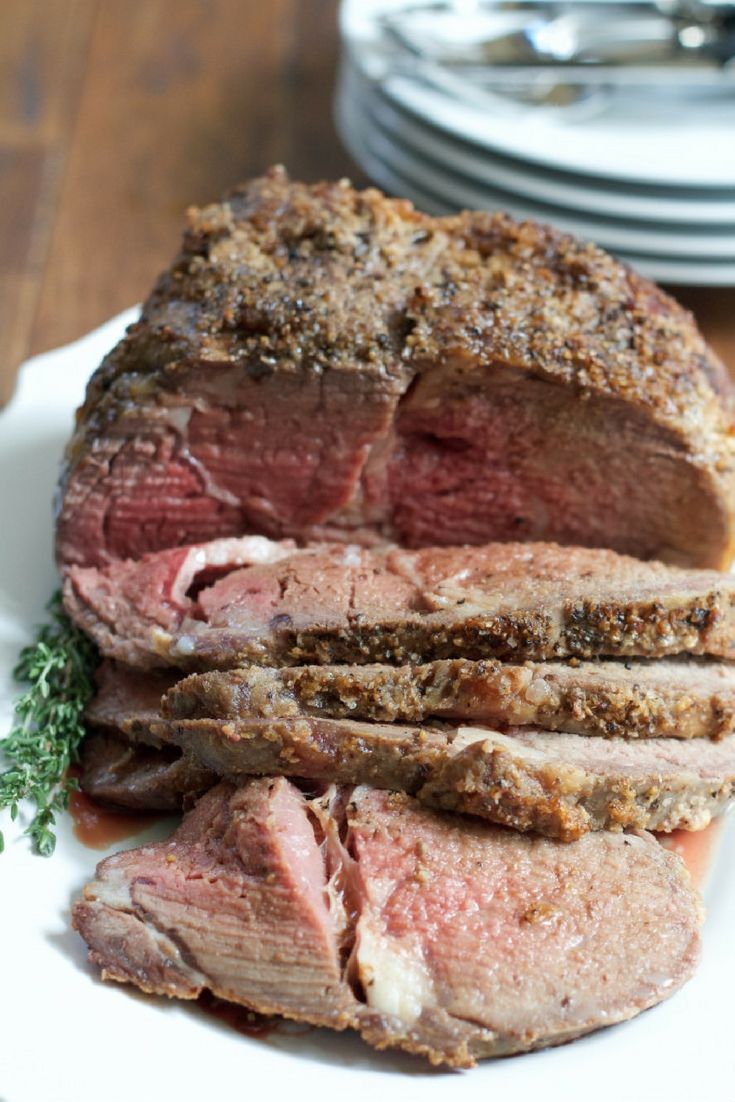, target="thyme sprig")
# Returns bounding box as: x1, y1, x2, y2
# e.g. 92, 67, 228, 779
0, 592, 98, 855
